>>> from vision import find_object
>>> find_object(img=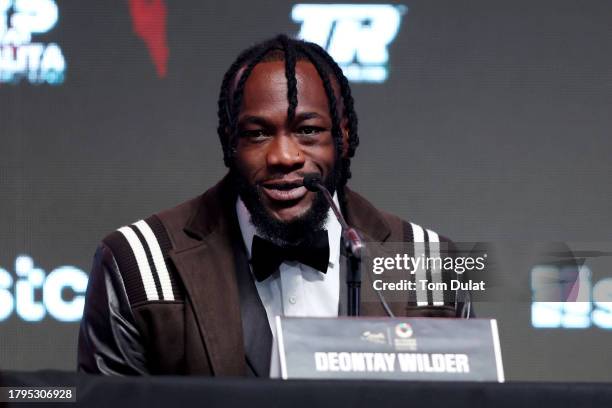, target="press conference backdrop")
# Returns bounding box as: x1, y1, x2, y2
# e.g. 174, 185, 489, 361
1, 0, 611, 381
